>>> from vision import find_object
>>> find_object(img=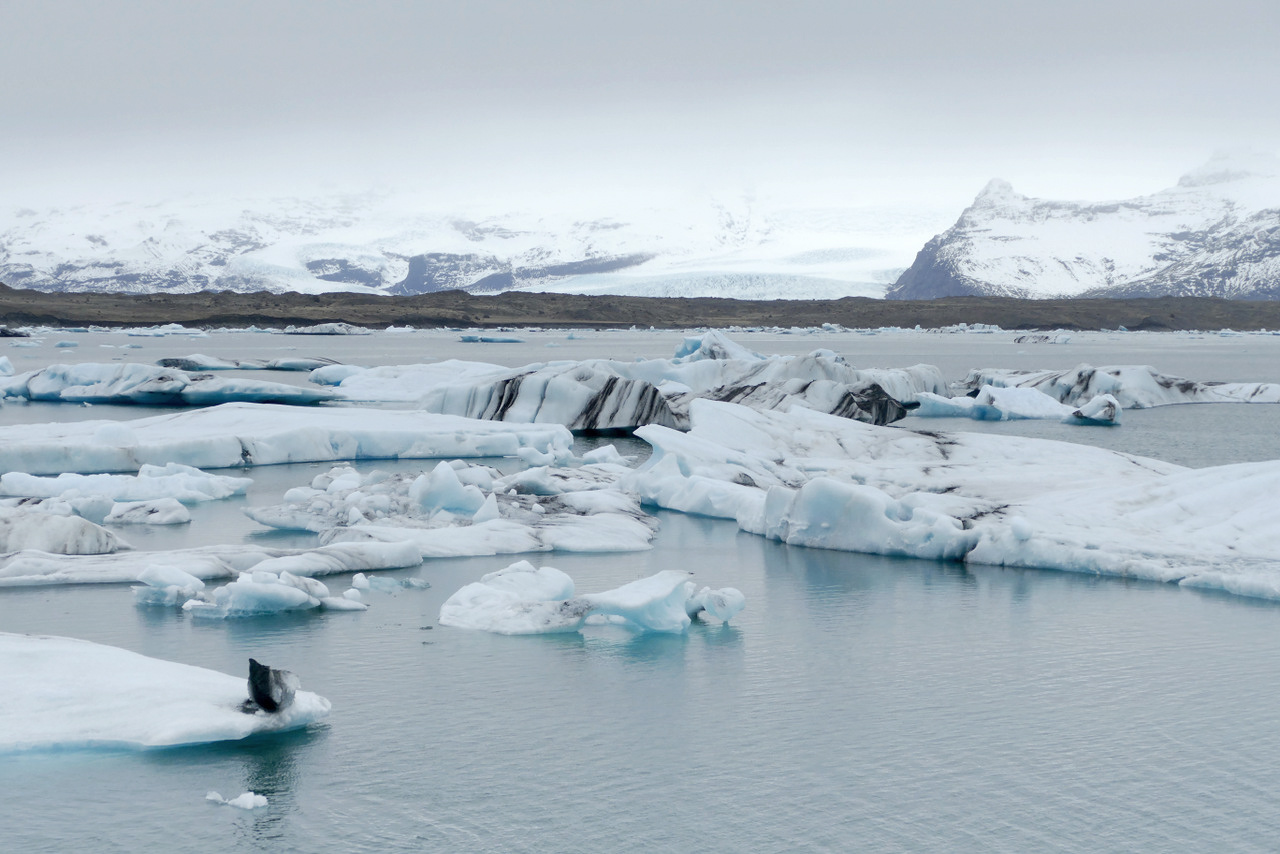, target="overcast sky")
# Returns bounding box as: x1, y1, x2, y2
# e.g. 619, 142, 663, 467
3, 0, 1278, 212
